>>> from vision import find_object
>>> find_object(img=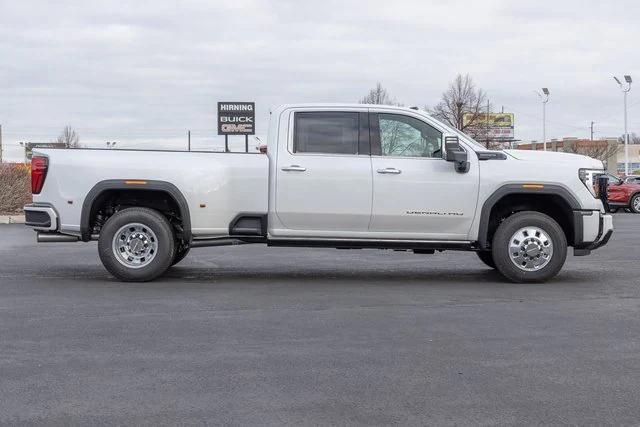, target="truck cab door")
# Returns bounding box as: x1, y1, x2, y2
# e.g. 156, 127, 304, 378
368, 111, 480, 240
270, 108, 373, 237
